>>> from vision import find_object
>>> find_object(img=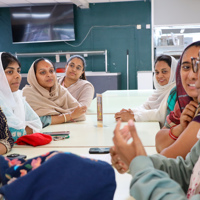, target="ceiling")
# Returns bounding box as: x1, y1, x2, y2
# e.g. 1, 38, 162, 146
0, 0, 145, 9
